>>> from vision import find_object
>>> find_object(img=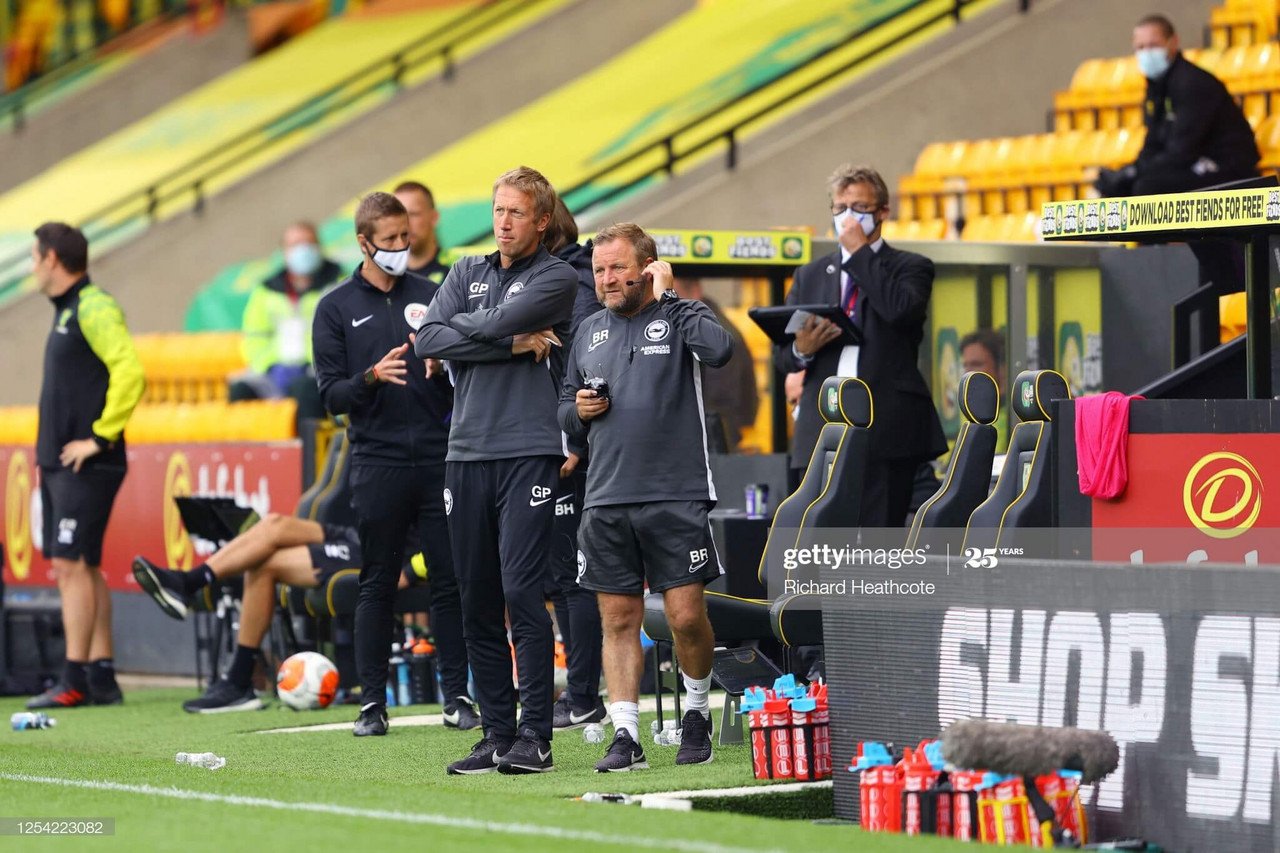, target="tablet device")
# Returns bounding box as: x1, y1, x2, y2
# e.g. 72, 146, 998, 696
748, 304, 861, 346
